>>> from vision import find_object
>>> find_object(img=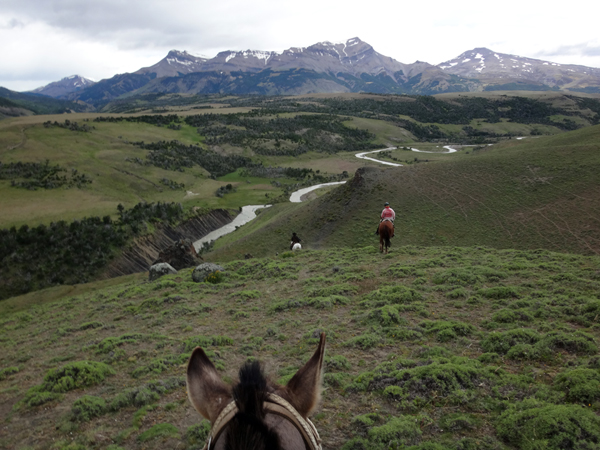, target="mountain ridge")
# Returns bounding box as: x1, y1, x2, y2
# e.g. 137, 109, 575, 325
16, 38, 600, 106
